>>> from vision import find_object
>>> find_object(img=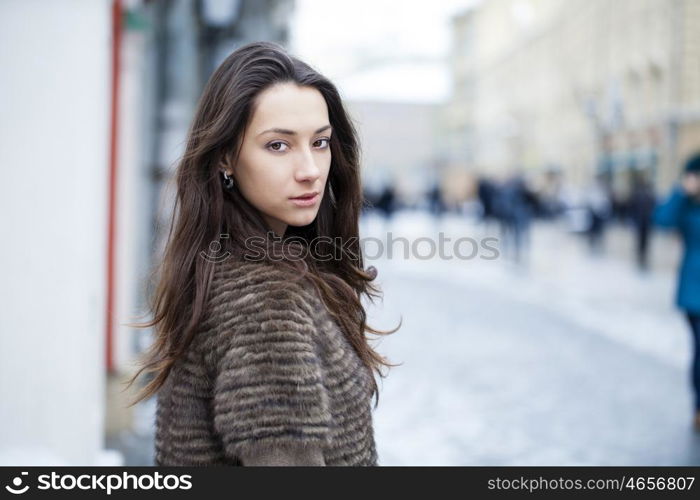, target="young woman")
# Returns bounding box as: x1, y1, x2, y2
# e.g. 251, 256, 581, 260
654, 152, 700, 431
125, 41, 399, 466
